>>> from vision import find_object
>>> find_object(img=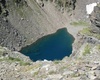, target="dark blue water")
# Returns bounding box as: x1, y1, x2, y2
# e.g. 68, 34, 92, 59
20, 28, 75, 61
